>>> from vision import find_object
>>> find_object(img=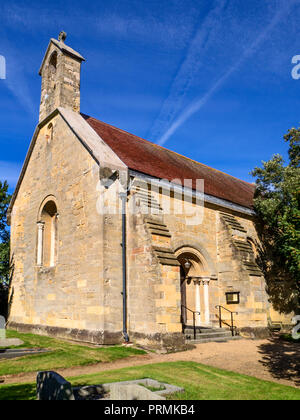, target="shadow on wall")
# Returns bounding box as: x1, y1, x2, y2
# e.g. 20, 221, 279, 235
257, 337, 300, 387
